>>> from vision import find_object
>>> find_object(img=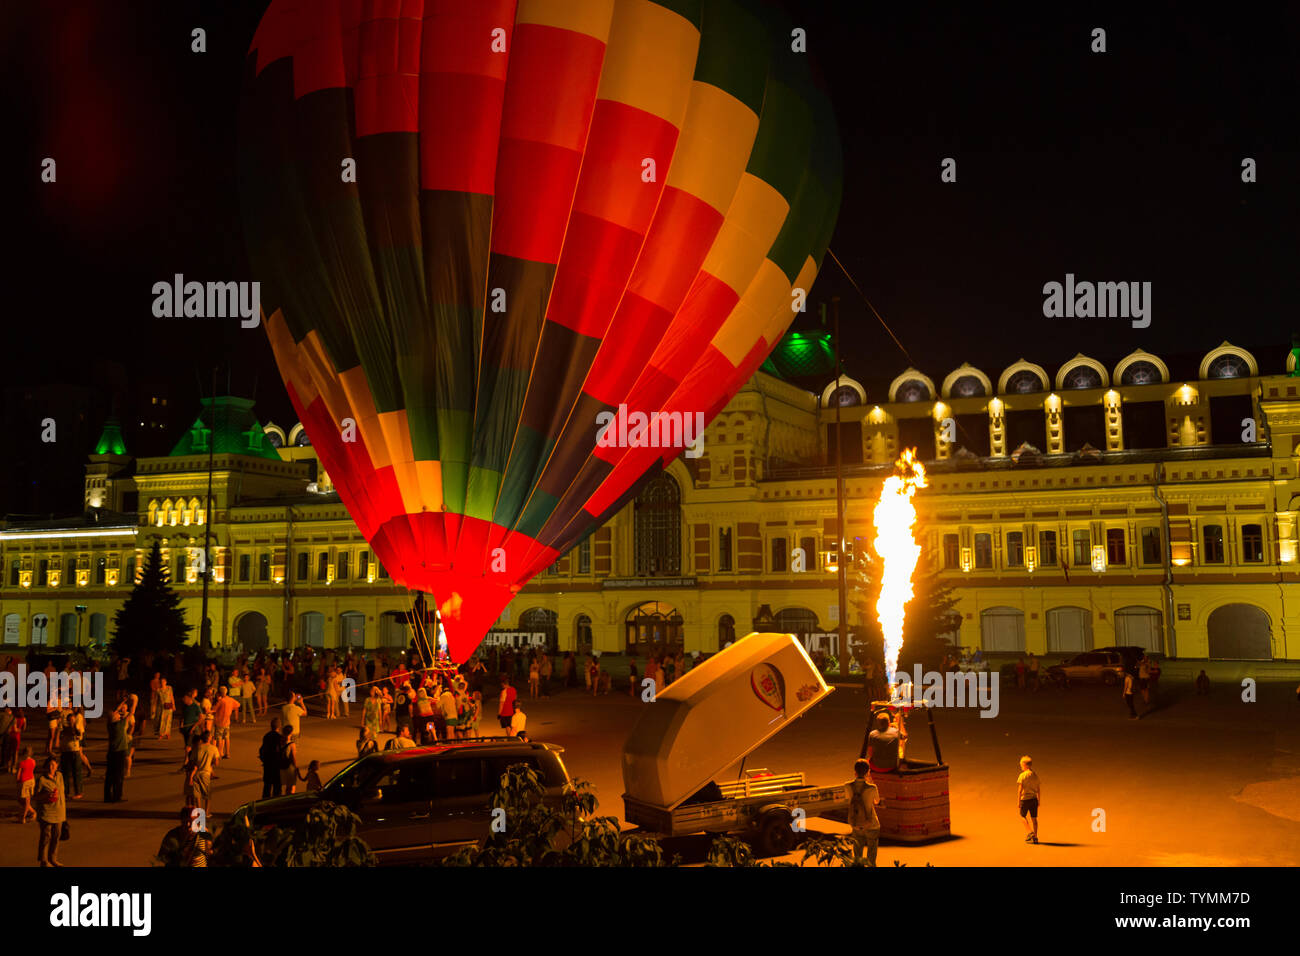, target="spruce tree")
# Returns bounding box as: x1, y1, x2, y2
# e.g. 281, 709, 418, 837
111, 539, 192, 658
849, 555, 961, 677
